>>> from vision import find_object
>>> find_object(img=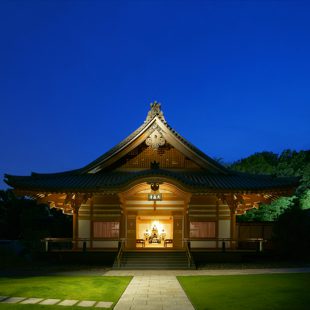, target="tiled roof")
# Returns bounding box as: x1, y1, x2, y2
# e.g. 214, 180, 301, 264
3, 103, 299, 194
28, 103, 228, 176
4, 169, 298, 193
